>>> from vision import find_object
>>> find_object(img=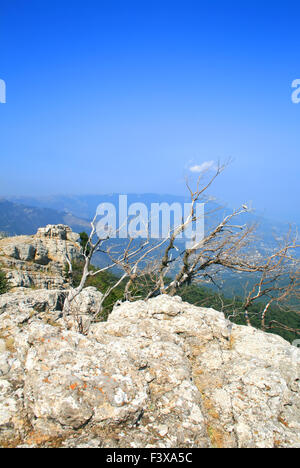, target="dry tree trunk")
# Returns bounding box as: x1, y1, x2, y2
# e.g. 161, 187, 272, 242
63, 163, 299, 334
